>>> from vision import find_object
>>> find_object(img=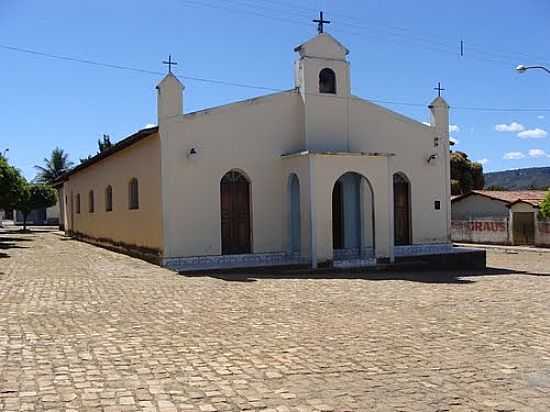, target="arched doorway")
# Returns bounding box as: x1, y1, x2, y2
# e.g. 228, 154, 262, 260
393, 173, 411, 245
220, 170, 251, 255
332, 172, 374, 256
288, 174, 301, 254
